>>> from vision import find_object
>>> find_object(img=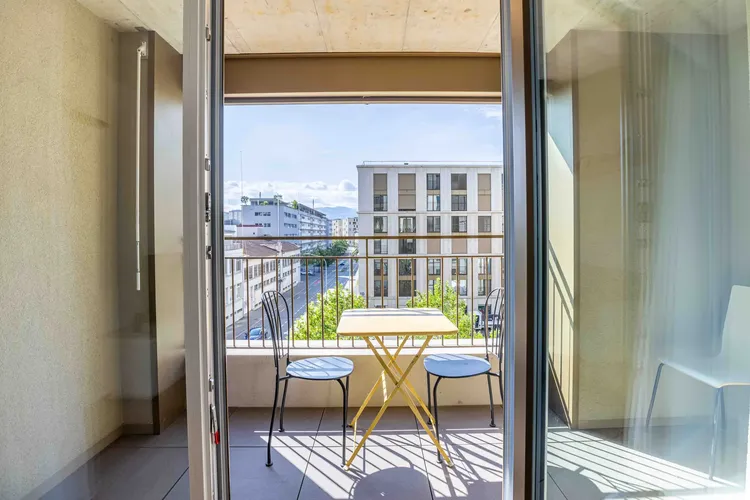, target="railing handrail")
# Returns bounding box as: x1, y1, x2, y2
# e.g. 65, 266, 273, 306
226, 234, 503, 241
